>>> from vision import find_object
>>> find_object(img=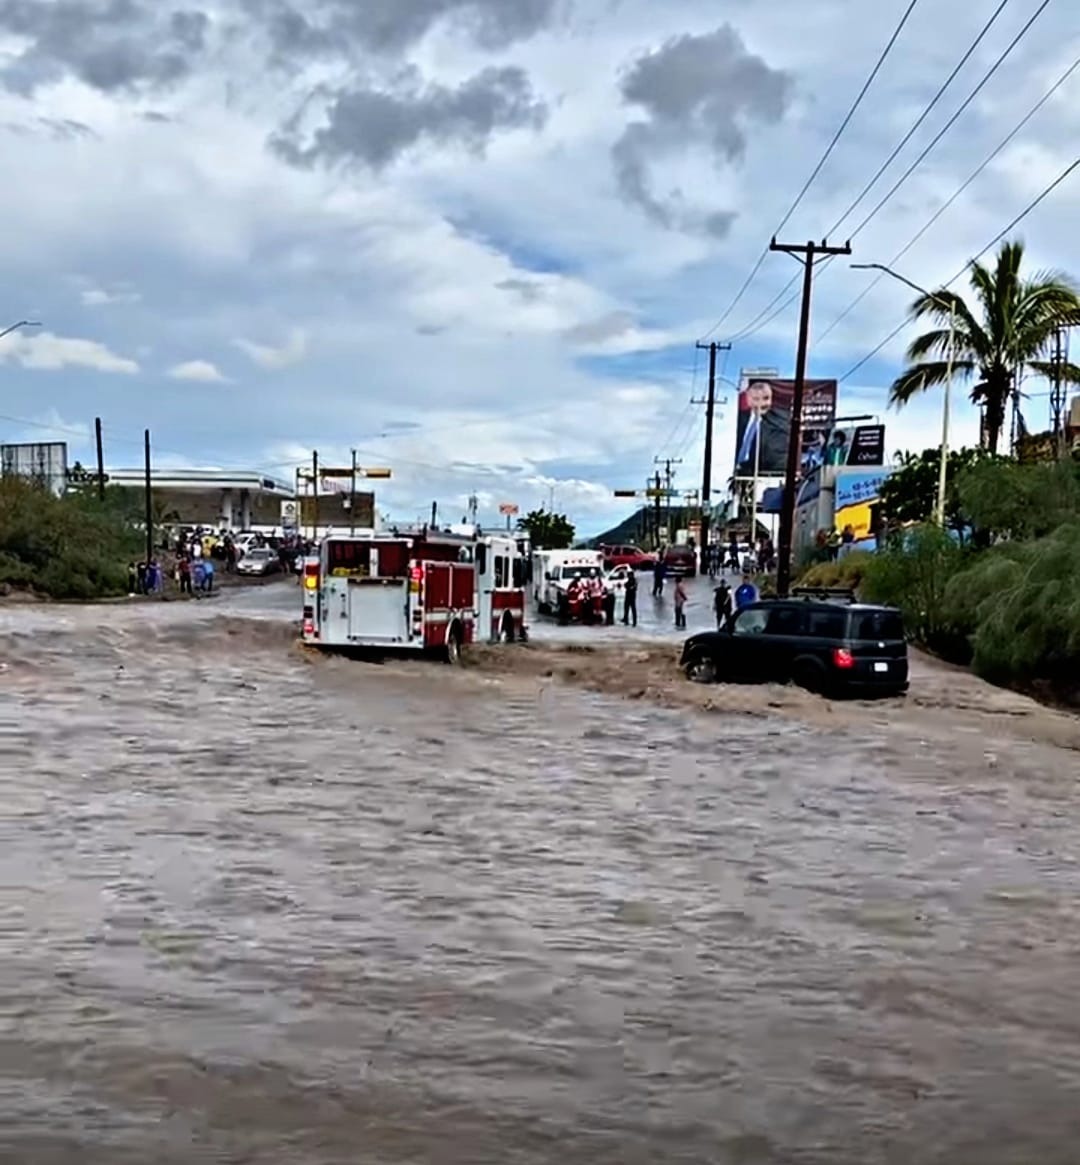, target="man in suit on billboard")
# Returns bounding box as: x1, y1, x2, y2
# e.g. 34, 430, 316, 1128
735, 380, 791, 477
